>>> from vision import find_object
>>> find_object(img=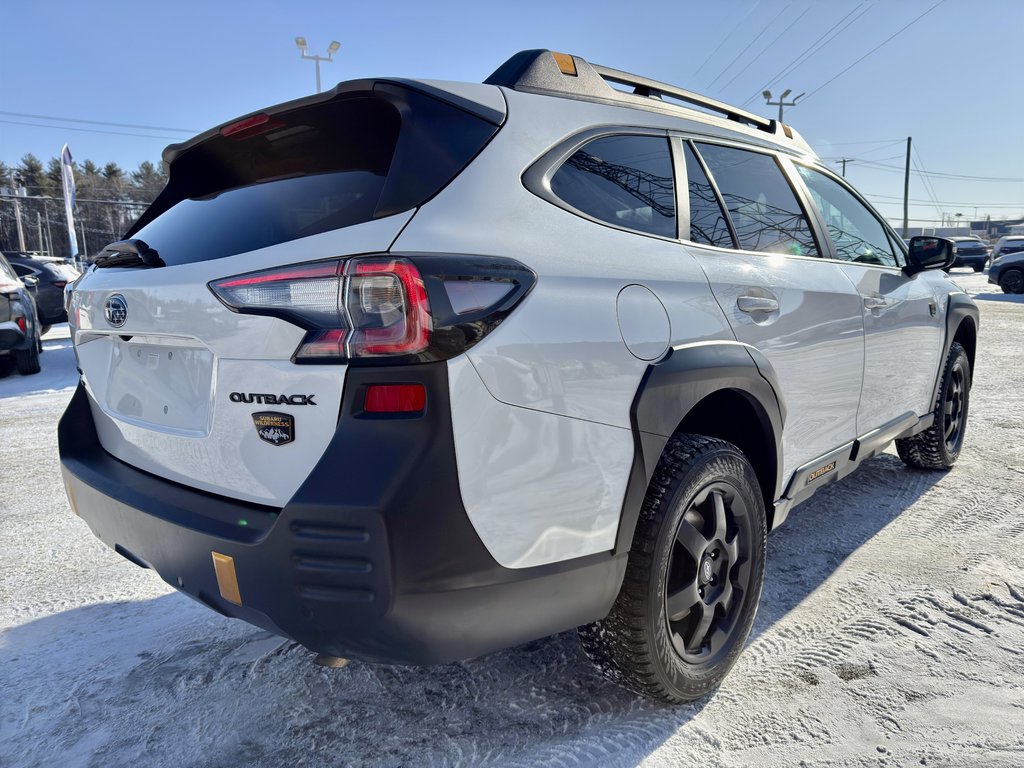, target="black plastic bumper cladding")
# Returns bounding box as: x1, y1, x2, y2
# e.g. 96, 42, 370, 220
59, 365, 626, 664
